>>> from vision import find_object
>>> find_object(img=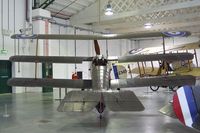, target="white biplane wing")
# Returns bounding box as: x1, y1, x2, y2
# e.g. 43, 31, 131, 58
11, 31, 190, 40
